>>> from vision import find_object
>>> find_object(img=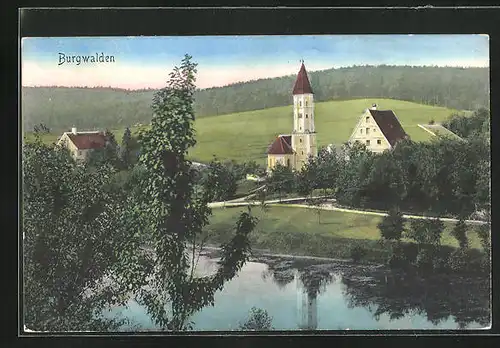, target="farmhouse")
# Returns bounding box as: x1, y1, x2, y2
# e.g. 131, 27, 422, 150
56, 127, 108, 161
348, 104, 410, 153
267, 62, 318, 172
